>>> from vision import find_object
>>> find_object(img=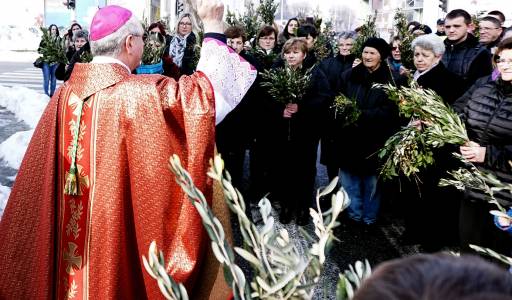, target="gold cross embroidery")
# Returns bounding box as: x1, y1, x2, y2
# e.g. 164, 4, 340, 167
63, 242, 82, 275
